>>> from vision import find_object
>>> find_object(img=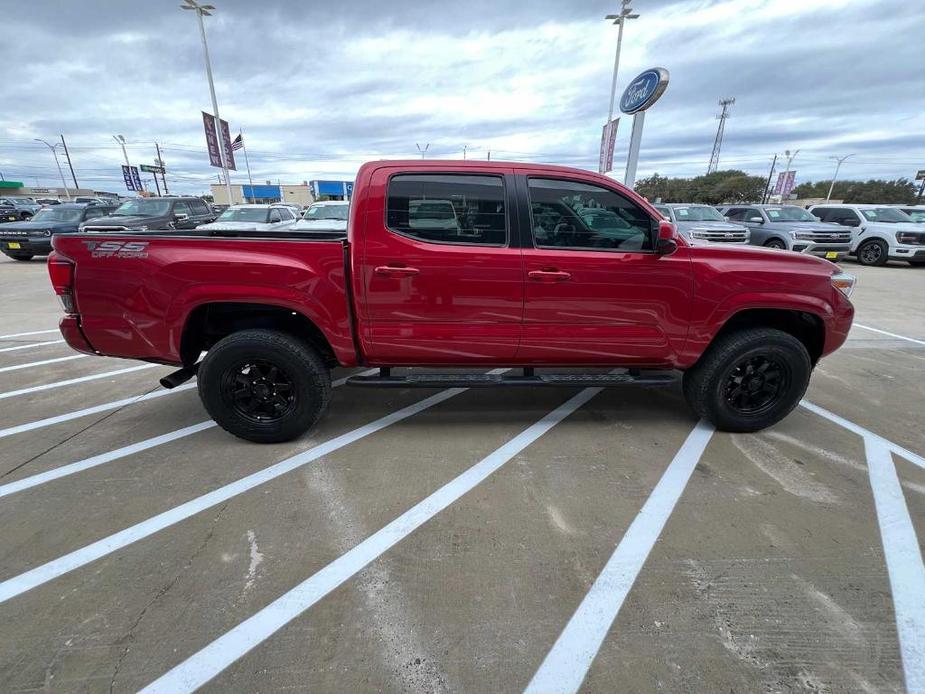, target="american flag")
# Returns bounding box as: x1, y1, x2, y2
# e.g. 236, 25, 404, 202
231, 133, 244, 151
